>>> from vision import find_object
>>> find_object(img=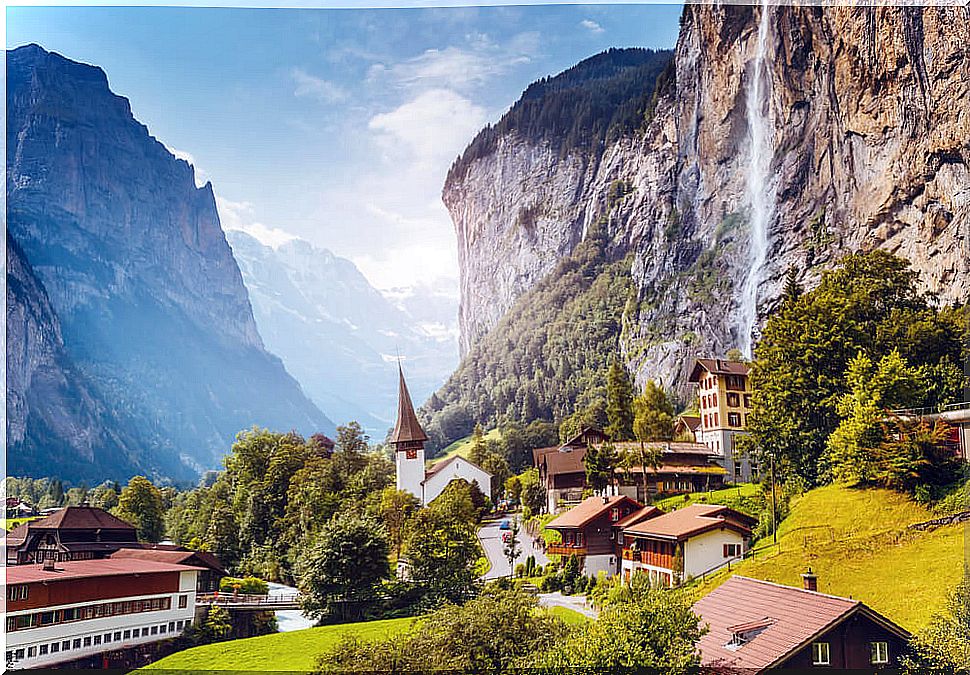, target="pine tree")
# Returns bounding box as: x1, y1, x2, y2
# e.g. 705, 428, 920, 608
782, 266, 802, 305
606, 360, 635, 440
